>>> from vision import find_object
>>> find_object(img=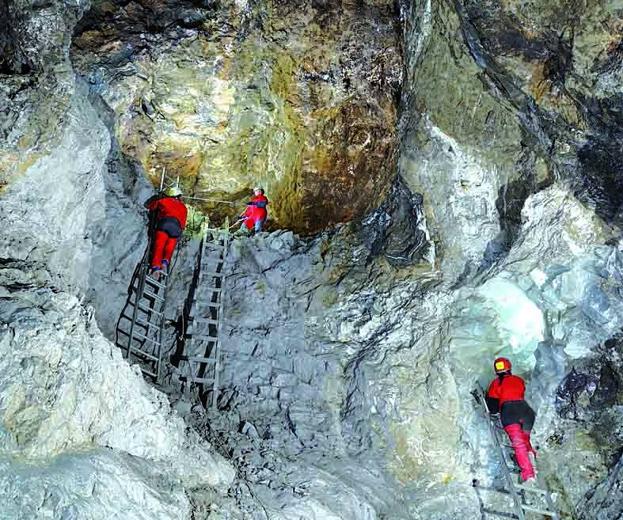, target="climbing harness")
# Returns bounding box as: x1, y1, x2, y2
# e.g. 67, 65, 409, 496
115, 245, 175, 382
178, 218, 230, 408
475, 385, 560, 520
